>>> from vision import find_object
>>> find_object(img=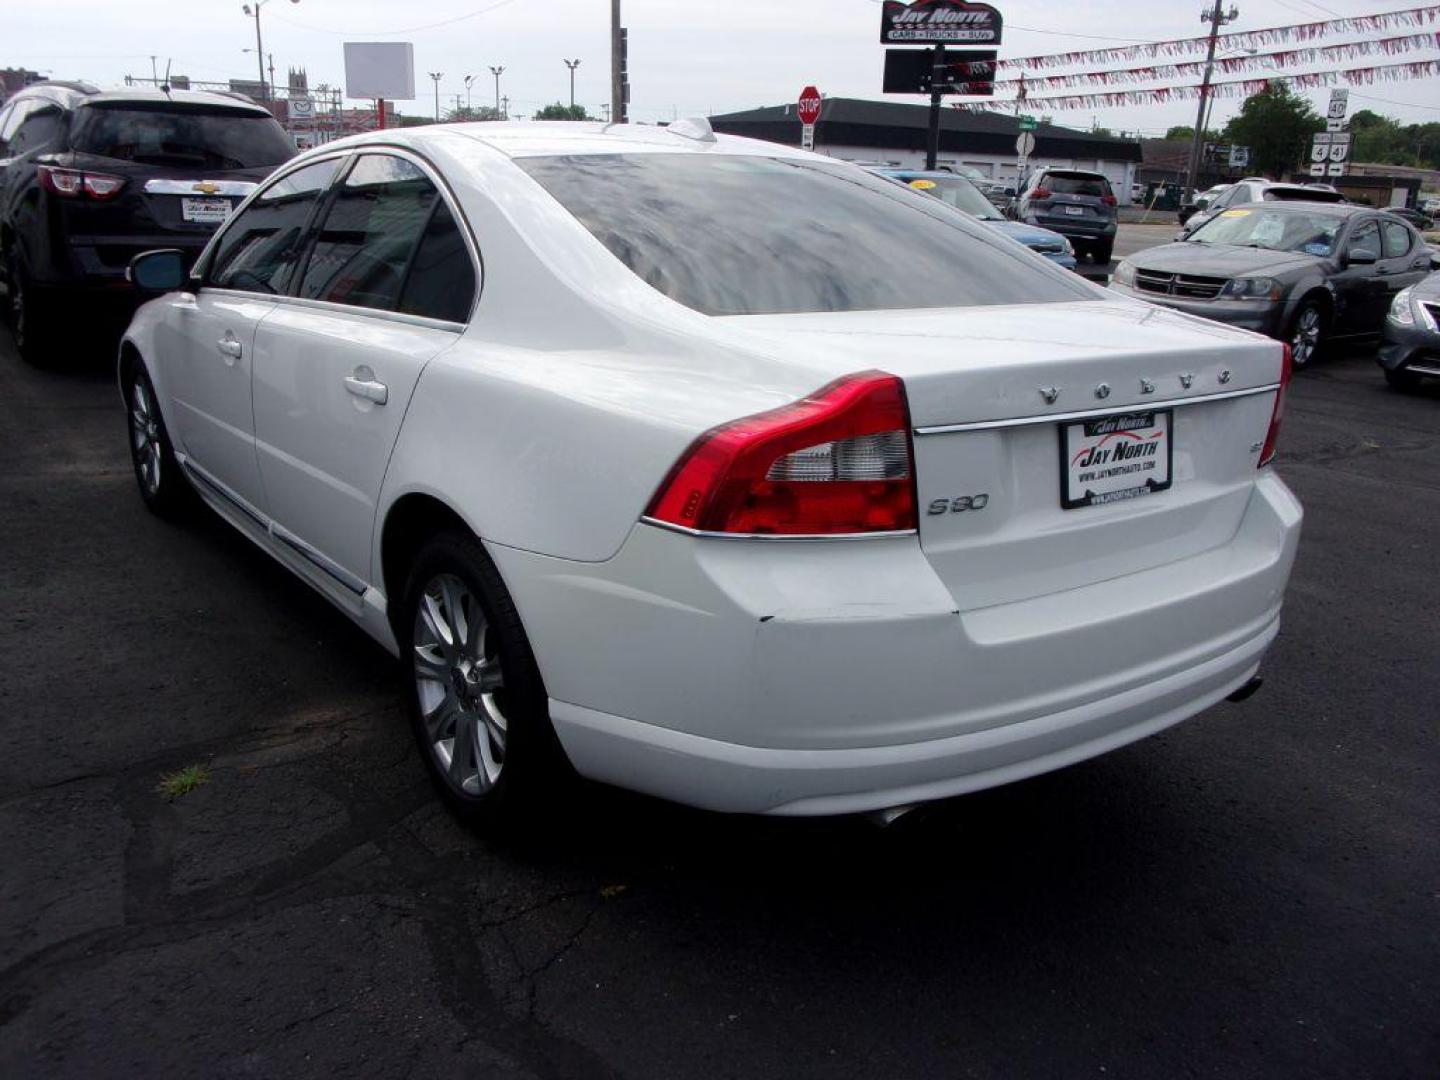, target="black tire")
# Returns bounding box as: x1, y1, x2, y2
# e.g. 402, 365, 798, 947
1285, 299, 1328, 369
1092, 240, 1114, 266
123, 364, 189, 517
7, 261, 57, 368
400, 530, 568, 831
1384, 367, 1422, 393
